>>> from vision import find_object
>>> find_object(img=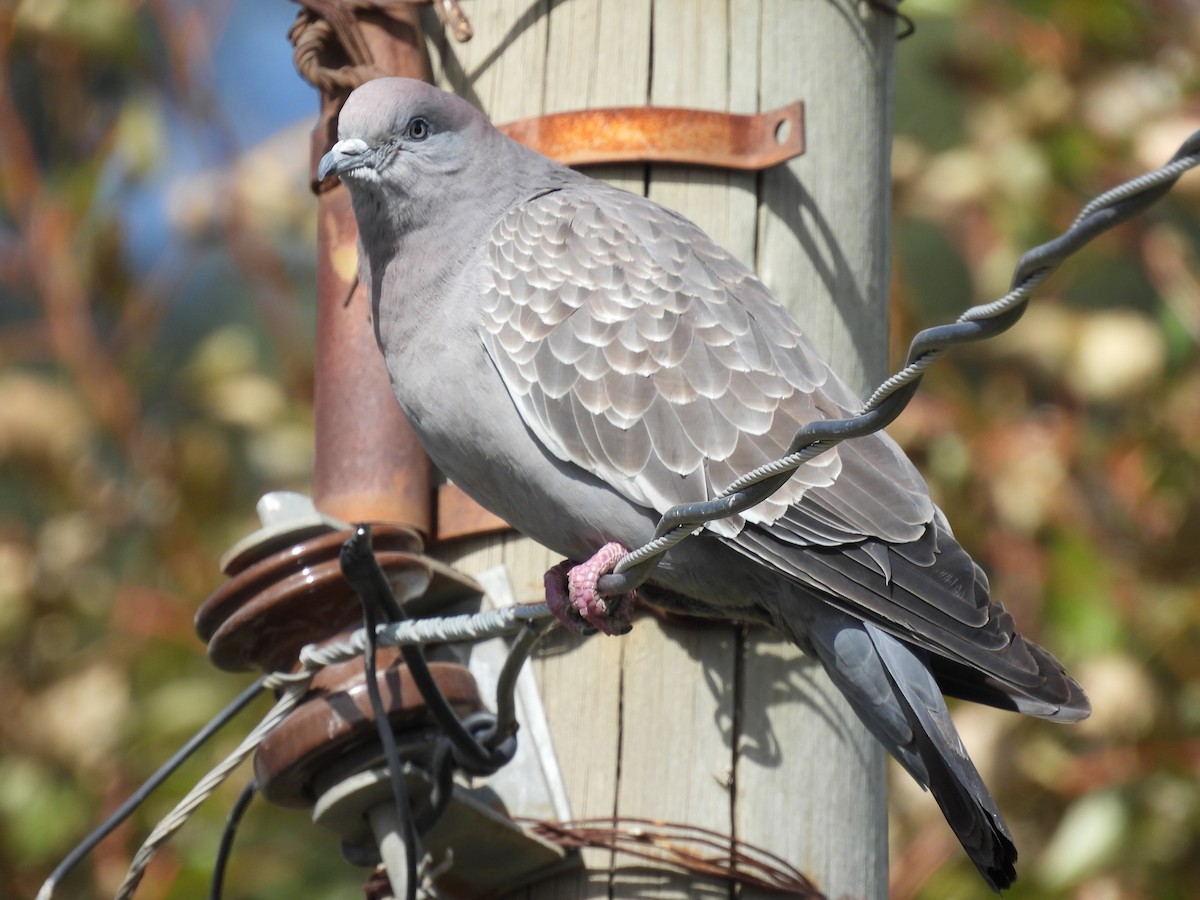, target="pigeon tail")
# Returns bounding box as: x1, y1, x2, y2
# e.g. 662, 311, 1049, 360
867, 622, 1018, 891
788, 606, 1018, 891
